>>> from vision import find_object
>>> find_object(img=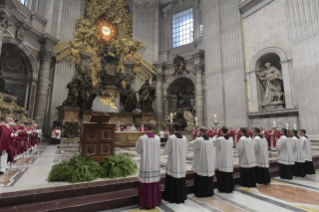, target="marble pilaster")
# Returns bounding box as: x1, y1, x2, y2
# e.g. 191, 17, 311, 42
0, 13, 11, 53
34, 45, 54, 129
193, 50, 205, 127
153, 61, 165, 131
